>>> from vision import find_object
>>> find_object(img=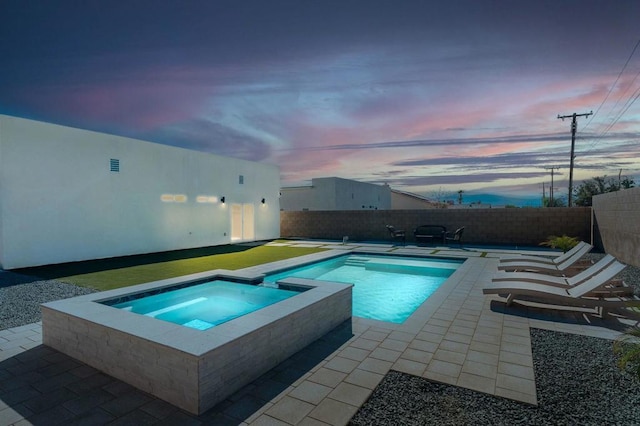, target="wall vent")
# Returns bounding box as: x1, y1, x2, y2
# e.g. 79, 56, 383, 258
239, 175, 244, 184
110, 158, 120, 172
